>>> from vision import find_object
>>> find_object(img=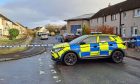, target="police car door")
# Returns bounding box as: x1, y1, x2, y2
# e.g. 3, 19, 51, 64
99, 36, 111, 56
80, 36, 99, 58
